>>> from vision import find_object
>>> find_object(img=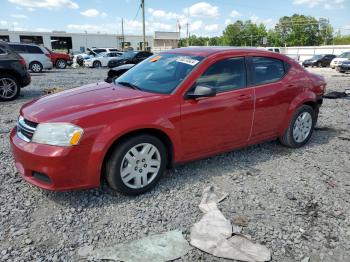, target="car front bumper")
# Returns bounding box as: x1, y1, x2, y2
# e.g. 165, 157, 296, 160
10, 128, 100, 191
84, 60, 94, 67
